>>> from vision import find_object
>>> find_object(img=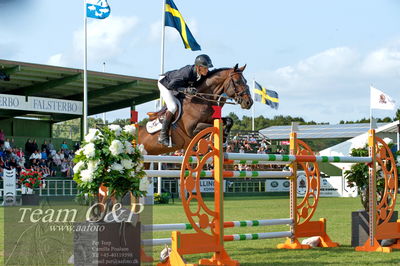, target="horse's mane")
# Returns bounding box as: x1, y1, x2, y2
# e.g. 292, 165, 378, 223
207, 67, 231, 77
